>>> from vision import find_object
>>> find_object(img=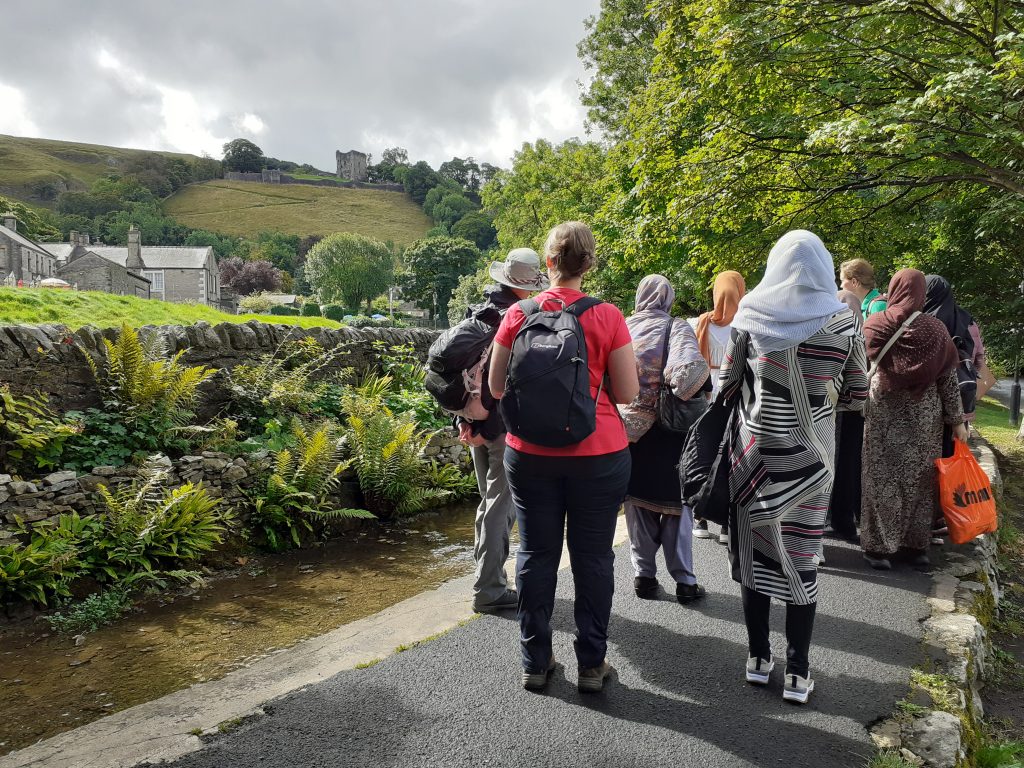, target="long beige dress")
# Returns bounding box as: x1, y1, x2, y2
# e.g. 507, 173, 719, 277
860, 370, 963, 555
